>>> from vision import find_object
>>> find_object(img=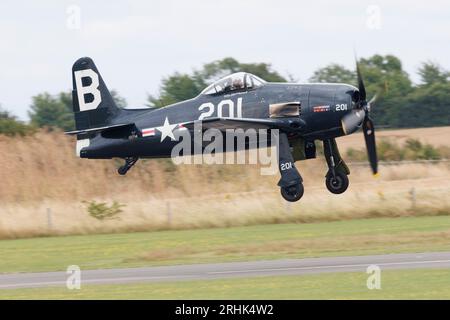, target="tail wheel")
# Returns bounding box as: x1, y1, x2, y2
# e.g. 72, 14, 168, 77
118, 166, 128, 175
325, 171, 349, 194
280, 183, 304, 202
